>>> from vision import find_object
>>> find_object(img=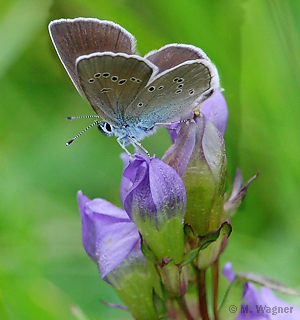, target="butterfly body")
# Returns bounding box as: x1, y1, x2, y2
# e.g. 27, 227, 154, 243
97, 119, 156, 147
49, 18, 220, 150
